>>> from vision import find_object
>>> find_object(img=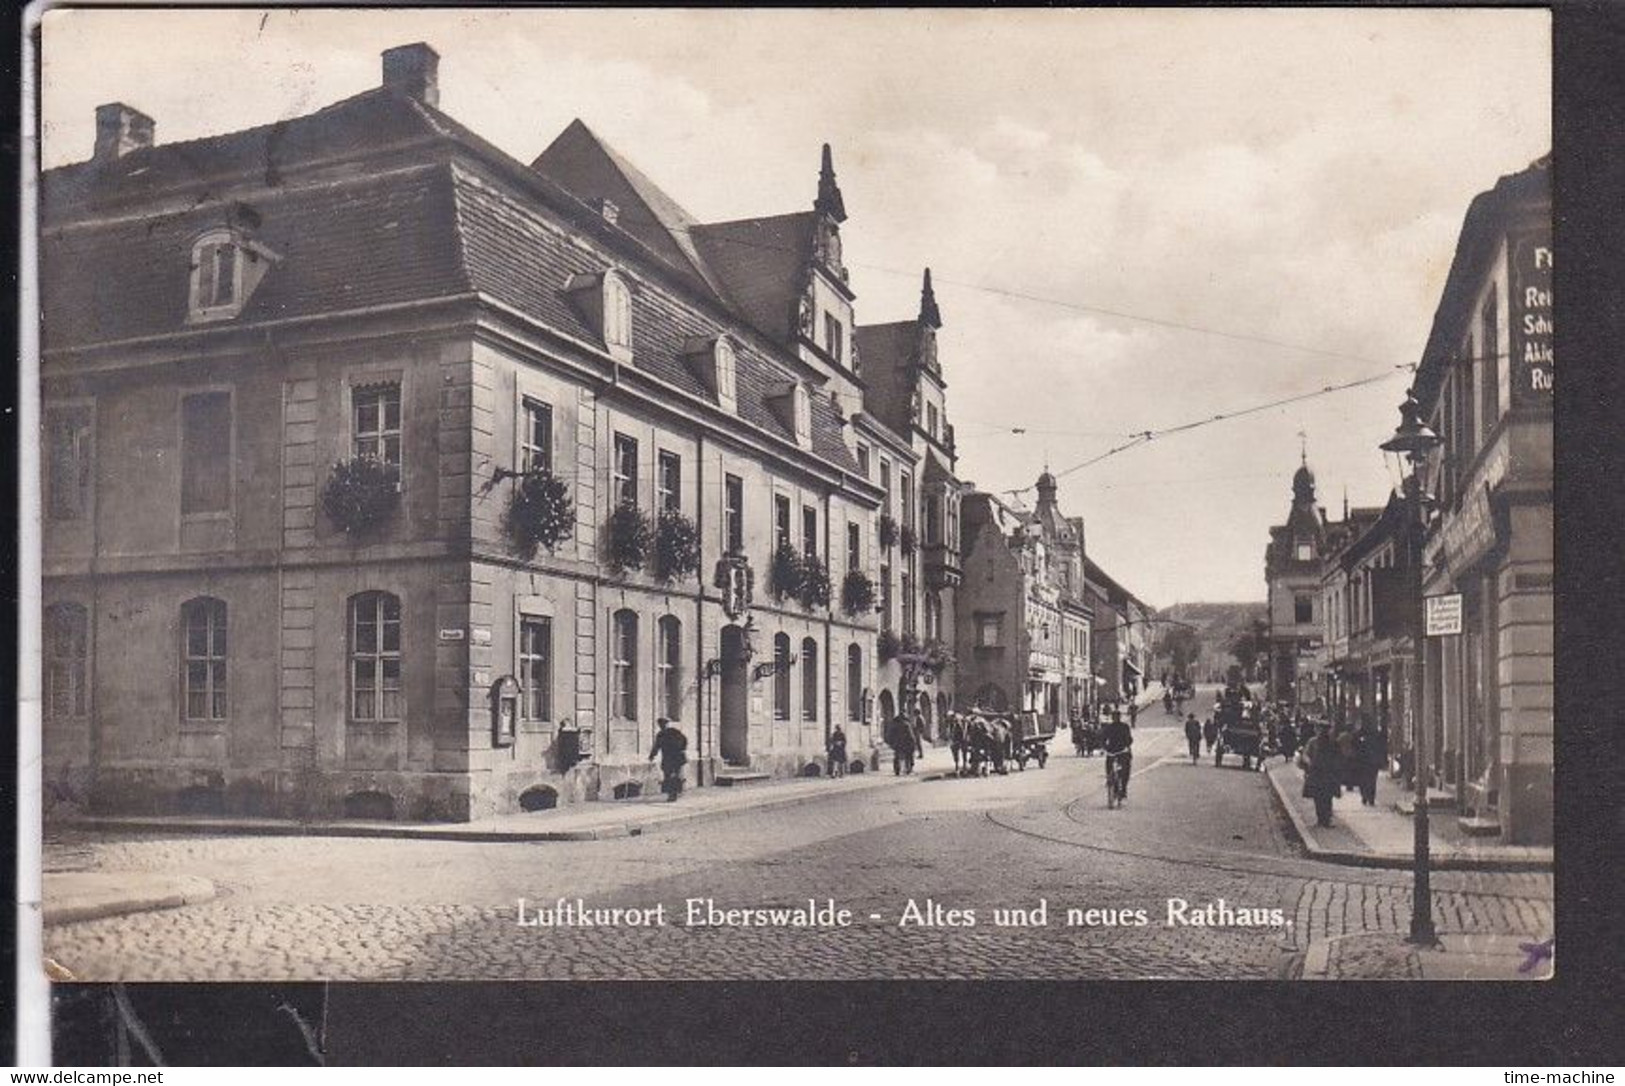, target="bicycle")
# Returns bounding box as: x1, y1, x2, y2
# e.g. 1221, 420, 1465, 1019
1104, 750, 1131, 808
